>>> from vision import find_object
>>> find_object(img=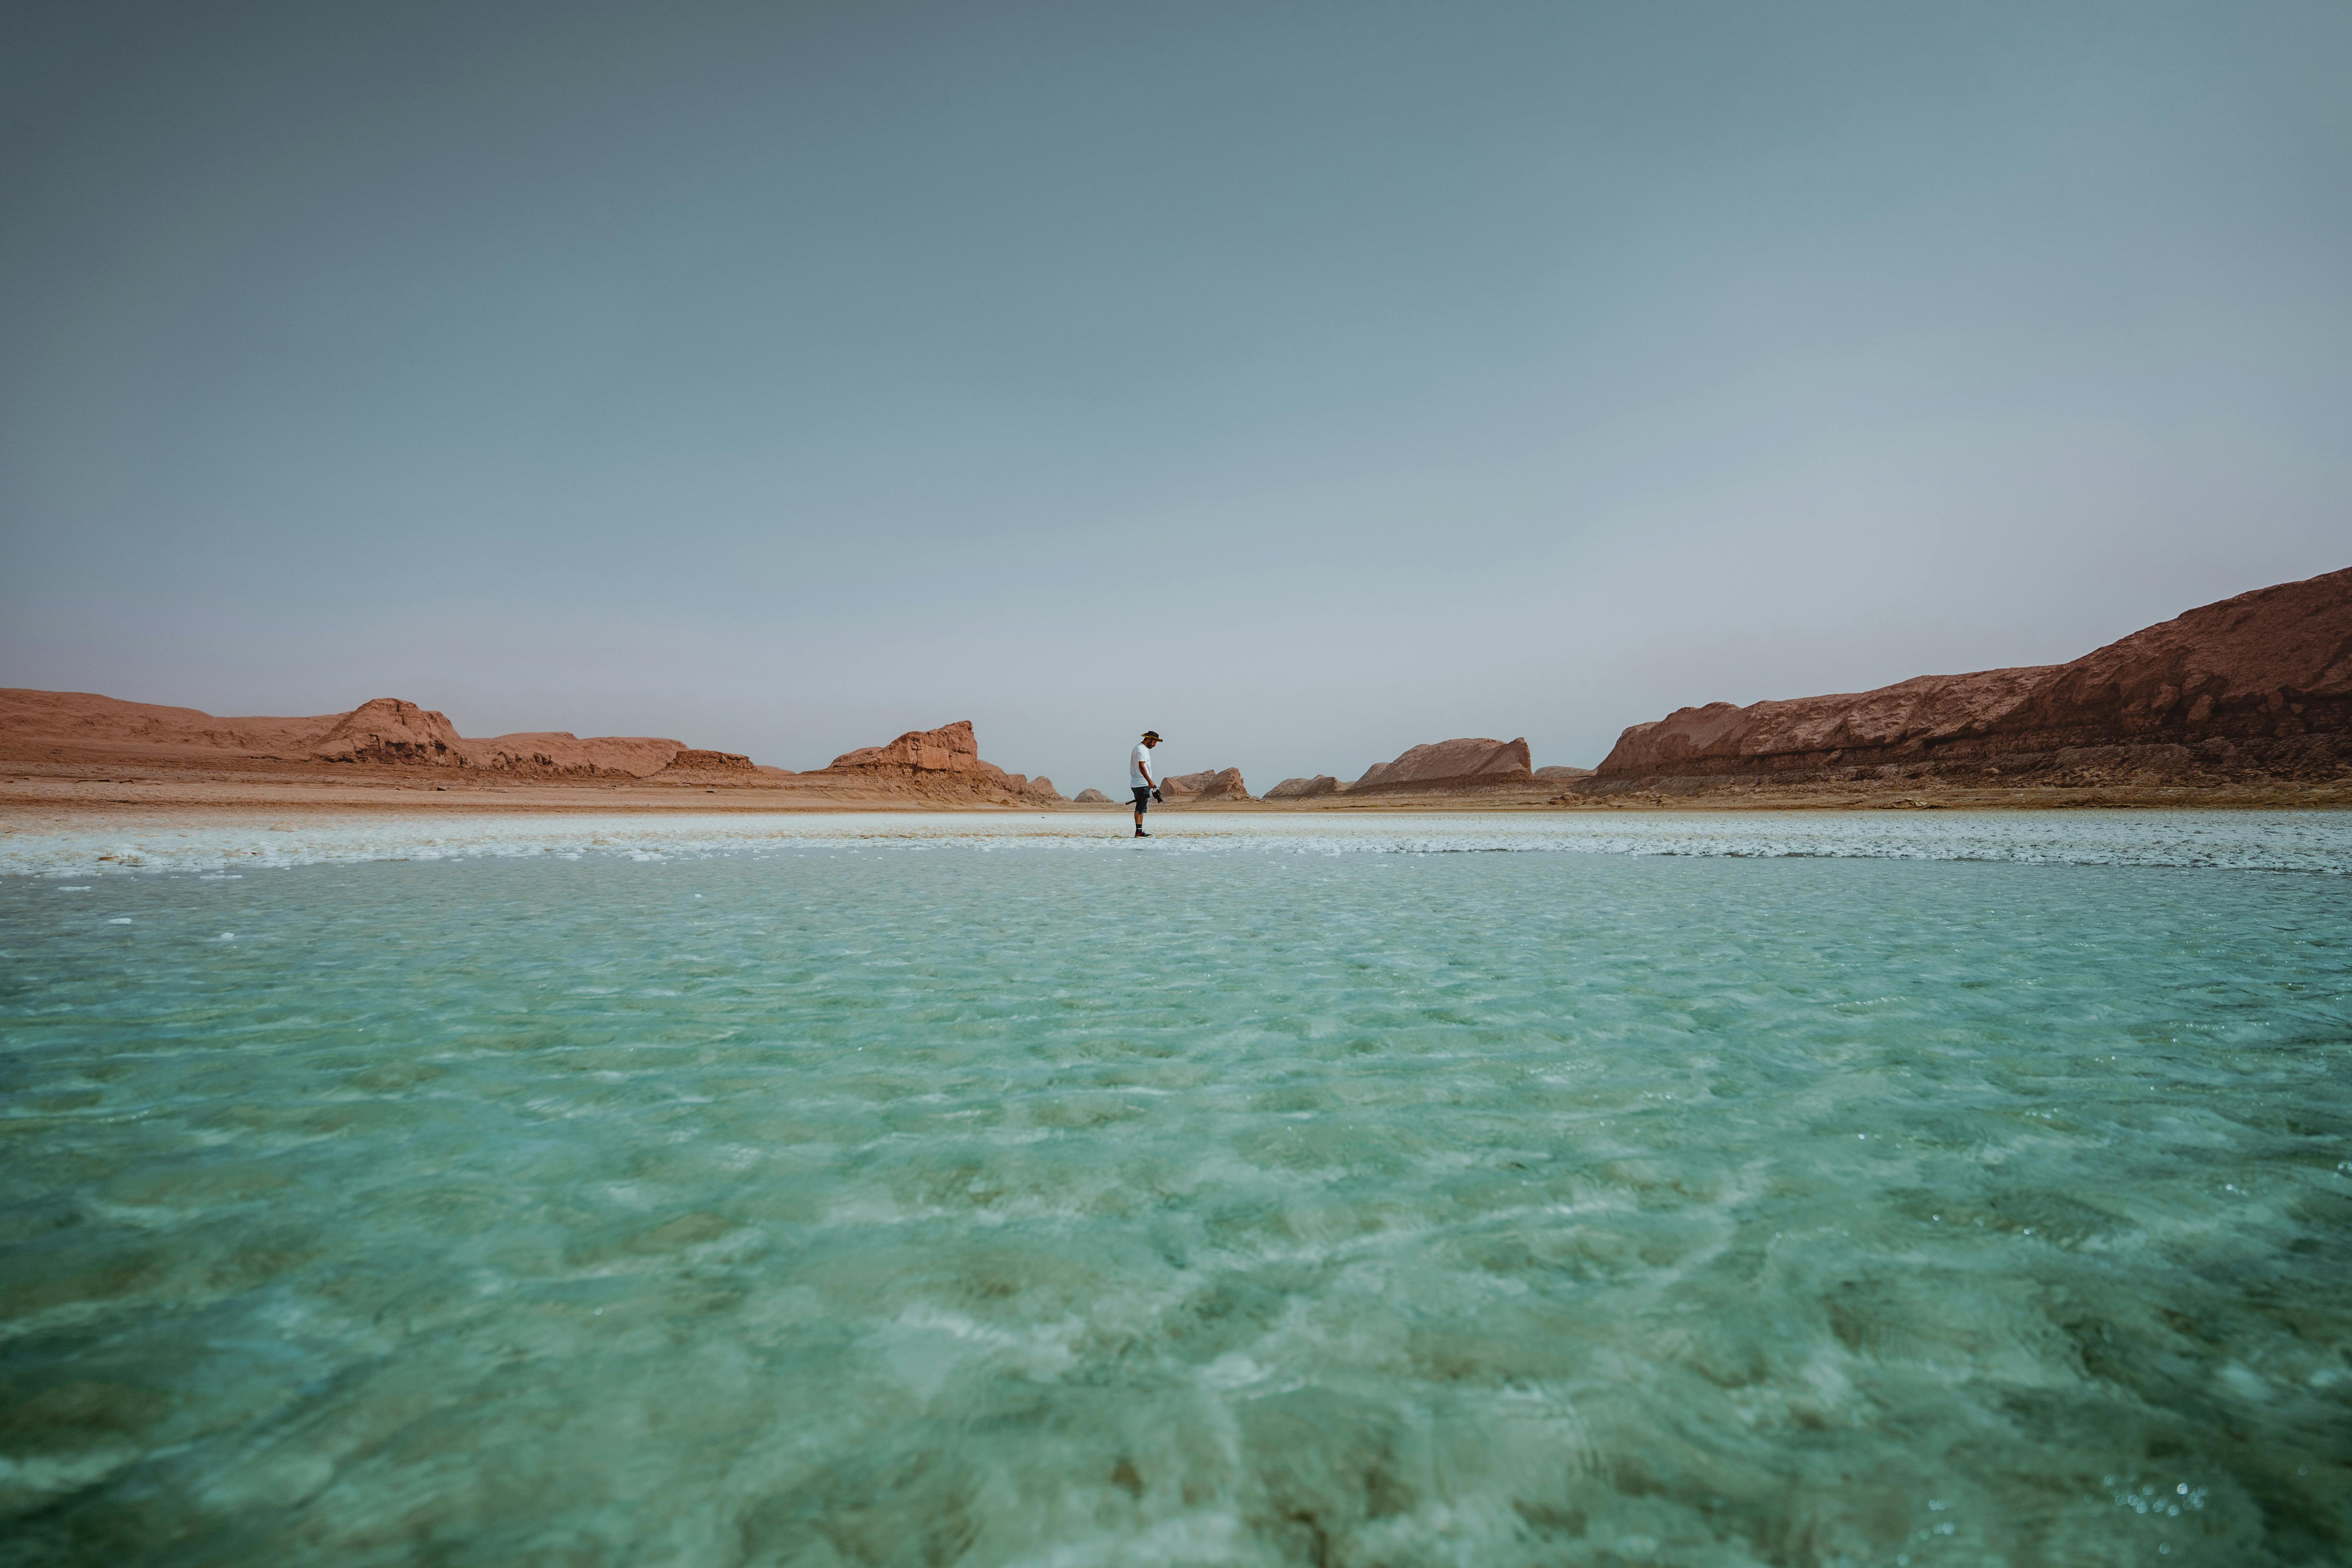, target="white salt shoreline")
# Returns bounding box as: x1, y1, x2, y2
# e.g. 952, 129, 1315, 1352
6, 808, 2352, 878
